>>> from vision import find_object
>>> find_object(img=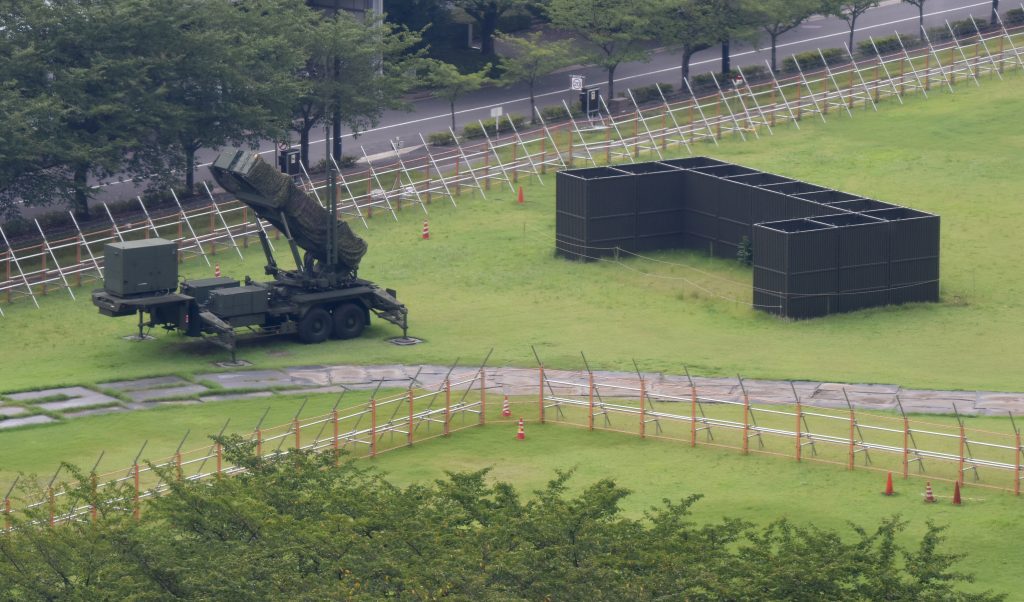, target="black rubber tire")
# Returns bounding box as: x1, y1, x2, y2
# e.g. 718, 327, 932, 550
332, 303, 366, 340
298, 307, 332, 344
